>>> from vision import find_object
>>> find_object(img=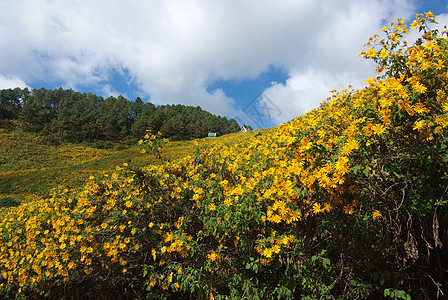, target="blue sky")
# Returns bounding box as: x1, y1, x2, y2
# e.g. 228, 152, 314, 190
1, 0, 447, 128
